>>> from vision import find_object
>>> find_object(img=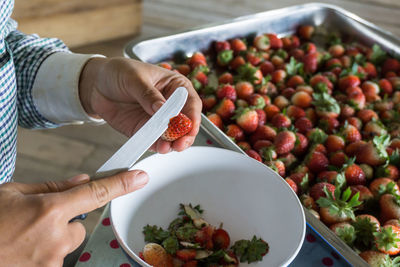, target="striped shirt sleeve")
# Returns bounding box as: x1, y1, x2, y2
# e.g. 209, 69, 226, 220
5, 26, 69, 129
